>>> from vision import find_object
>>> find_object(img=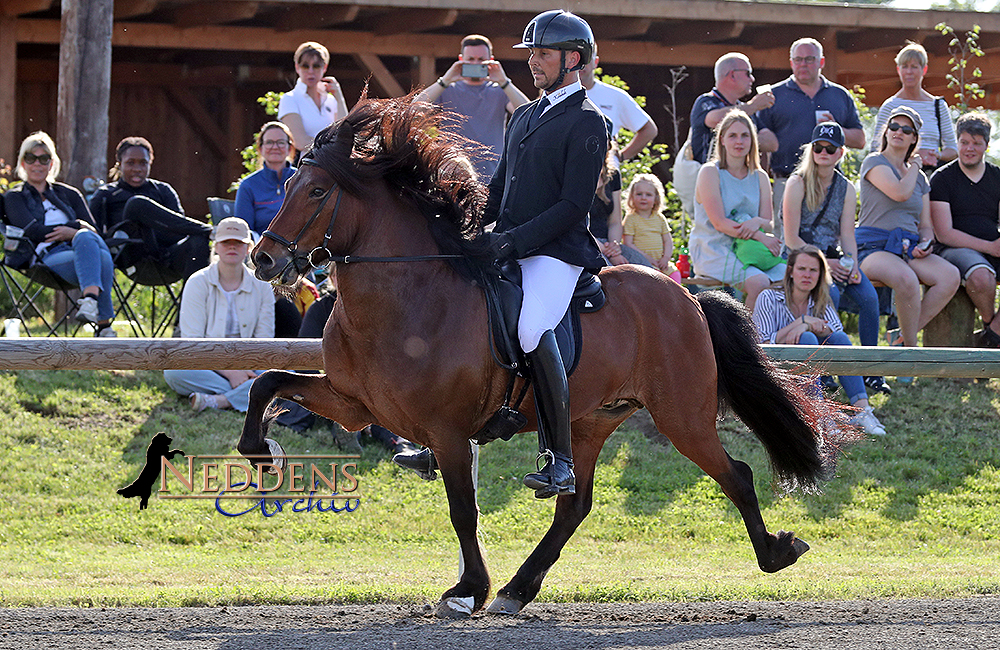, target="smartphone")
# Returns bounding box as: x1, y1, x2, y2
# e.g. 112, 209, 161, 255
461, 63, 488, 79
916, 239, 932, 251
